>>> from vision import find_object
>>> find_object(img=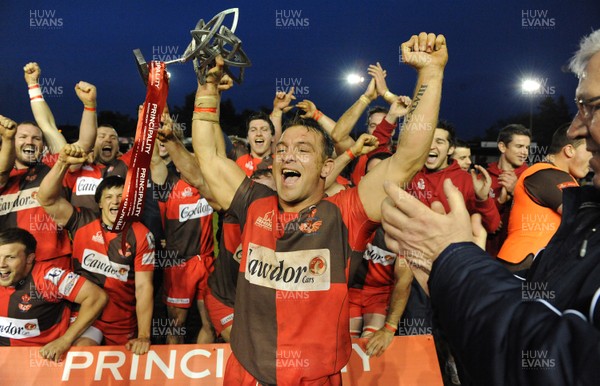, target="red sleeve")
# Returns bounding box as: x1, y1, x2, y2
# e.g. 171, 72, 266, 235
474, 197, 501, 233
326, 187, 379, 251
36, 266, 86, 303
134, 226, 156, 272
372, 119, 396, 149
